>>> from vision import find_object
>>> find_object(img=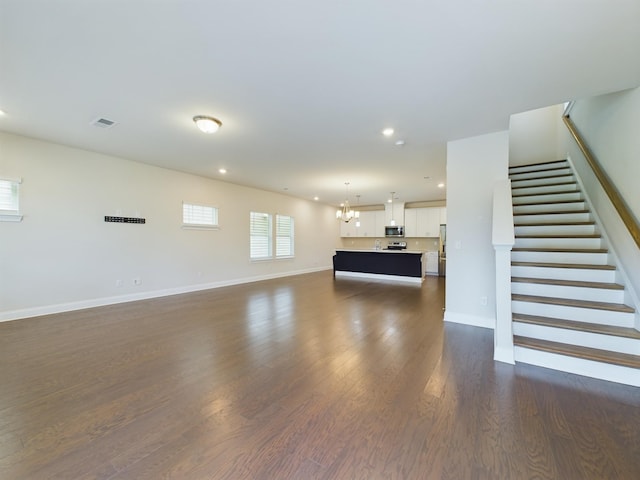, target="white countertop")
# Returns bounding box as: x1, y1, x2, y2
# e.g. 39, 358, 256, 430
336, 248, 425, 254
